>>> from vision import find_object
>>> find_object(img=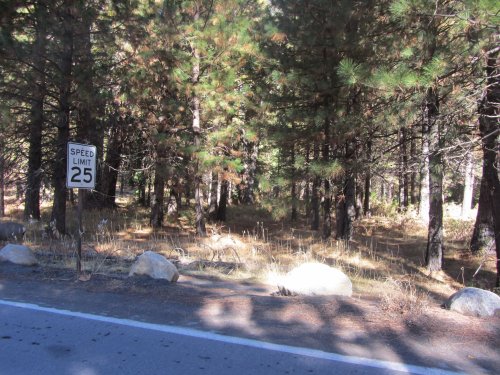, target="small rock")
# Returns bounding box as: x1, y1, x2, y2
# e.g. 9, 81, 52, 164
444, 287, 500, 317
0, 244, 38, 266
0, 222, 26, 241
277, 262, 352, 297
129, 251, 179, 282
